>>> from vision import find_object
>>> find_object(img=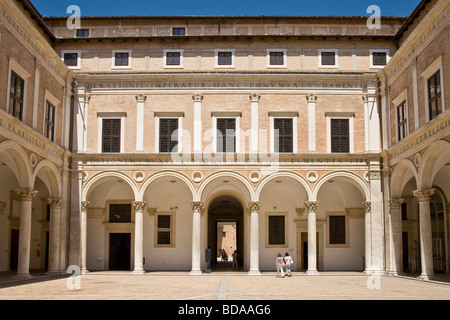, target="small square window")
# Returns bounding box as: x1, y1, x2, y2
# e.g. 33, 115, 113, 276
166, 52, 180, 65
173, 28, 185, 36
76, 29, 89, 37
115, 52, 129, 67
270, 52, 284, 65
218, 52, 232, 65
373, 52, 387, 66
321, 52, 336, 66
63, 53, 78, 67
